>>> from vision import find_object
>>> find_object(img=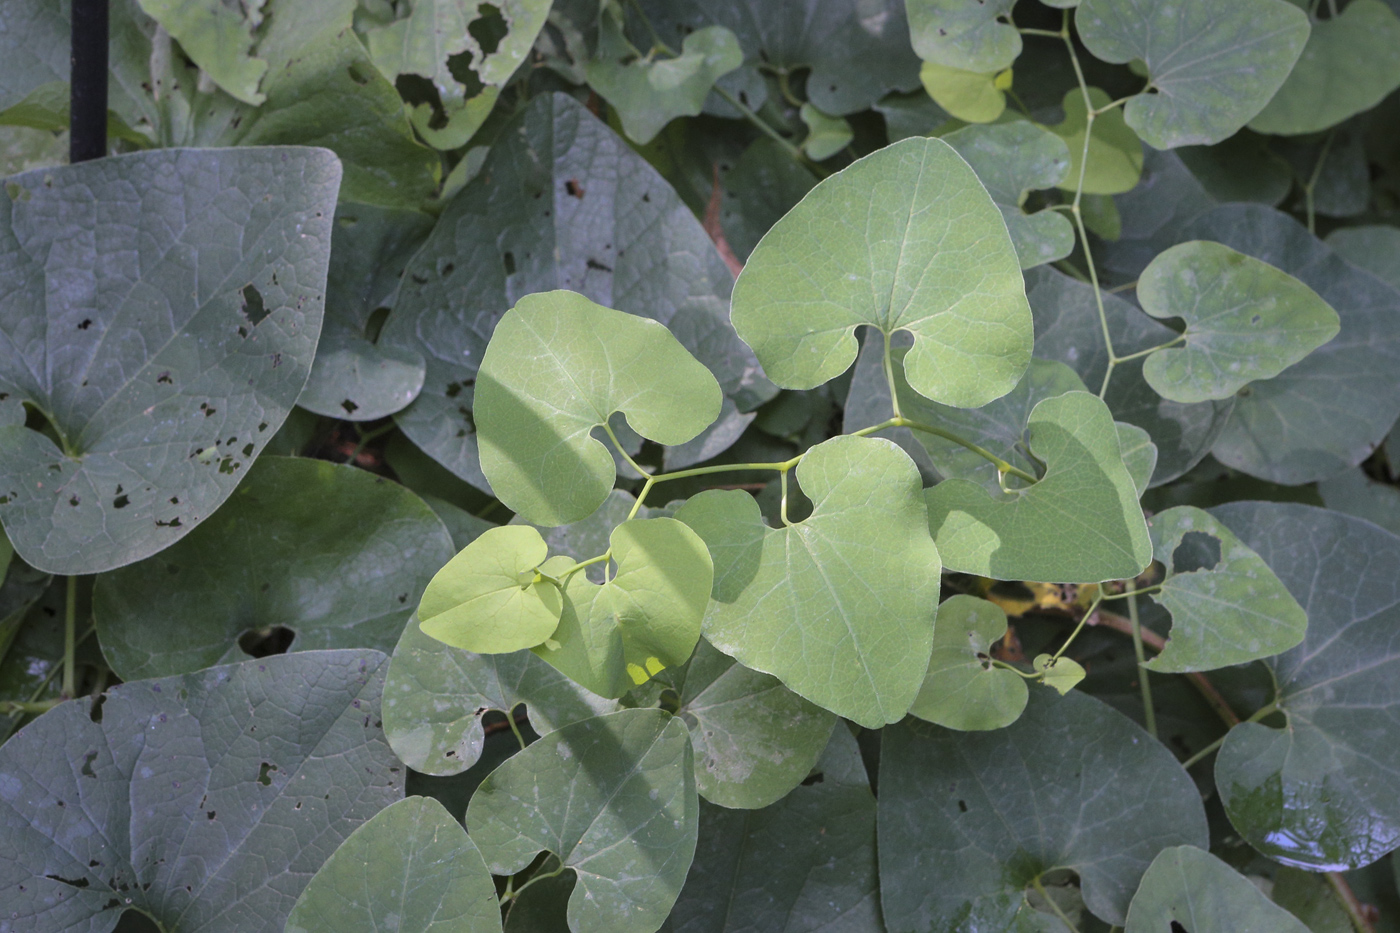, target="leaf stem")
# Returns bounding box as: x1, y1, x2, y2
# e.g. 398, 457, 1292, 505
1111, 583, 1163, 600
603, 421, 653, 479
779, 468, 792, 525
1032, 875, 1082, 933
1127, 593, 1156, 737
62, 575, 77, 699
882, 330, 903, 421
1018, 27, 1067, 38
1326, 870, 1378, 933
713, 85, 817, 174
0, 699, 61, 716
562, 552, 611, 580
1303, 130, 1336, 236
502, 857, 566, 905
1052, 590, 1103, 662
507, 703, 528, 751
855, 417, 1040, 484
1180, 733, 1226, 770
990, 659, 1040, 679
